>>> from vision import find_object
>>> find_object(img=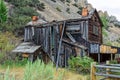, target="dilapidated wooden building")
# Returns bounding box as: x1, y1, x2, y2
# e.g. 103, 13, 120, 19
12, 8, 120, 67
